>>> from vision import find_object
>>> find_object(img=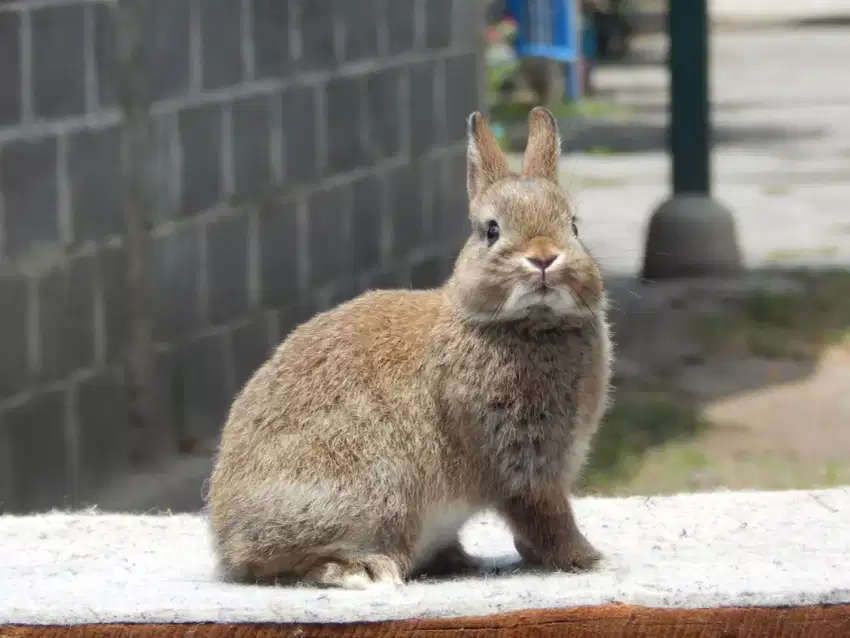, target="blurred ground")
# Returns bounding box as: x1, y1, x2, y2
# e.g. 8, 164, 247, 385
546, 26, 850, 495
709, 0, 850, 26
627, 0, 850, 33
